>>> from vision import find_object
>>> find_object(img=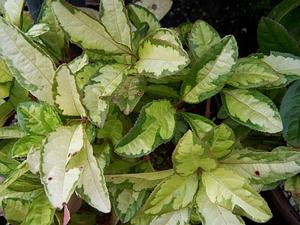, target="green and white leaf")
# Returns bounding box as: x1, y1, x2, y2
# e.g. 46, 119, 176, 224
68, 54, 89, 74
150, 28, 182, 48
82, 64, 127, 127
196, 184, 245, 225
135, 0, 173, 20
149, 208, 189, 225
128, 4, 160, 33
75, 62, 103, 90
220, 149, 300, 185
0, 125, 26, 139
113, 76, 146, 115
23, 191, 55, 225
222, 88, 283, 133
40, 124, 84, 209
100, 0, 132, 49
0, 17, 55, 104
17, 102, 62, 136
143, 173, 198, 214
135, 39, 189, 78
76, 131, 111, 213
51, 0, 130, 54
181, 112, 216, 139
228, 57, 280, 88
2, 198, 30, 224
4, 0, 24, 27
188, 20, 221, 59
182, 35, 238, 103
262, 52, 300, 76
26, 23, 50, 38
11, 135, 44, 158
202, 167, 272, 223
115, 100, 176, 158
53, 65, 86, 116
